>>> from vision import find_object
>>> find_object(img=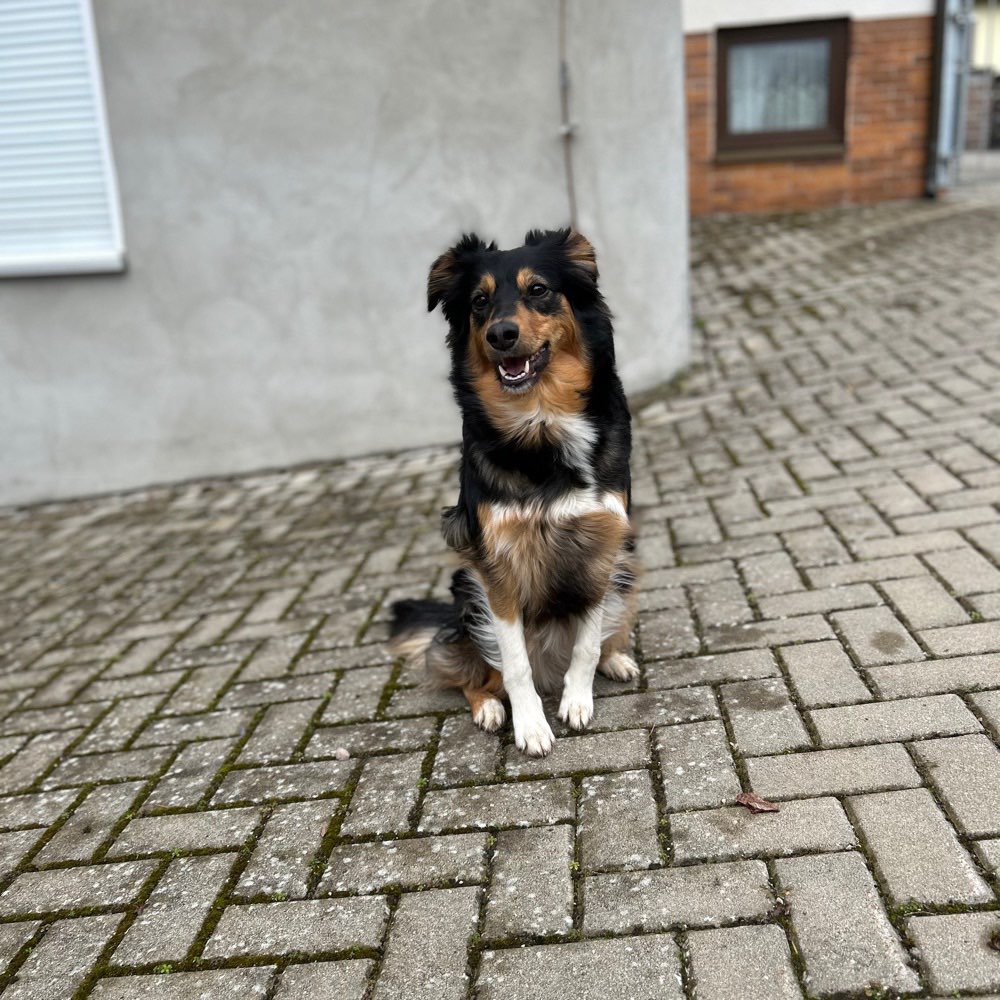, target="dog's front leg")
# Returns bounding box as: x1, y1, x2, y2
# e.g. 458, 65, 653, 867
494, 615, 554, 756
559, 604, 603, 730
